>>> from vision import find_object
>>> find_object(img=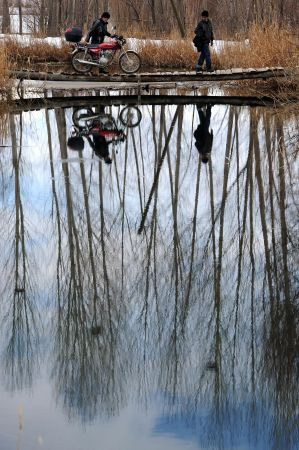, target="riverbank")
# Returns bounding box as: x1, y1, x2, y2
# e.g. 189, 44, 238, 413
1, 23, 297, 68
0, 23, 298, 101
